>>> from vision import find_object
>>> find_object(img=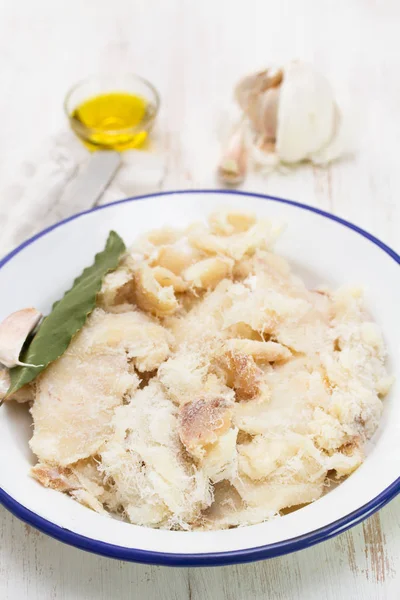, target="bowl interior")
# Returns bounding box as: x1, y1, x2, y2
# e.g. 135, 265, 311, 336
0, 191, 399, 559
64, 73, 160, 150
65, 73, 160, 127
